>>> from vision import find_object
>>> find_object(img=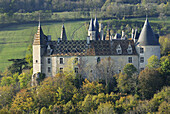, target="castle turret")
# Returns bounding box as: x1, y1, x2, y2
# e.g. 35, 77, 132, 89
105, 28, 111, 40
133, 29, 139, 43
131, 28, 135, 39
88, 18, 96, 40
99, 23, 104, 40
94, 16, 99, 40
136, 18, 160, 70
121, 30, 126, 40
33, 21, 47, 75
94, 16, 99, 31
60, 23, 67, 41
